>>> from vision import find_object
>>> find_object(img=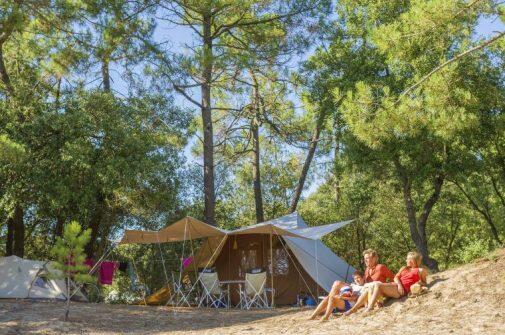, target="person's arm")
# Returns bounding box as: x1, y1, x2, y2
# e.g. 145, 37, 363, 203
383, 265, 395, 282
418, 268, 428, 286
345, 294, 359, 301
394, 266, 406, 296
363, 268, 370, 283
